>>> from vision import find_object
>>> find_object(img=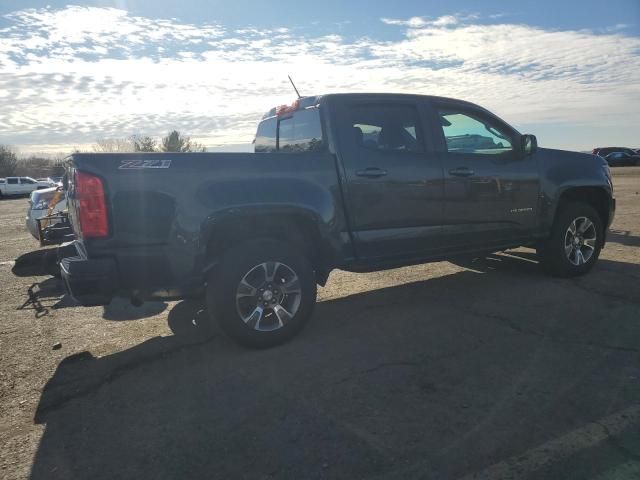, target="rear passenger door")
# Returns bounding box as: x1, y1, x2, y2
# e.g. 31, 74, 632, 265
332, 97, 444, 261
